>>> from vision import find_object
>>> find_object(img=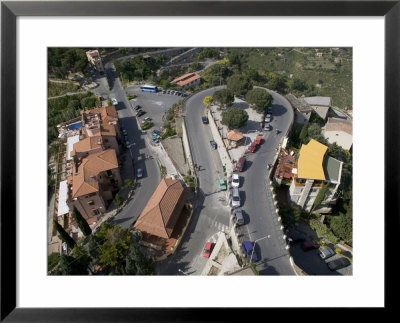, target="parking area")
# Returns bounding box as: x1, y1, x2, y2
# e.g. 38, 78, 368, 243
287, 225, 353, 276
125, 85, 184, 134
